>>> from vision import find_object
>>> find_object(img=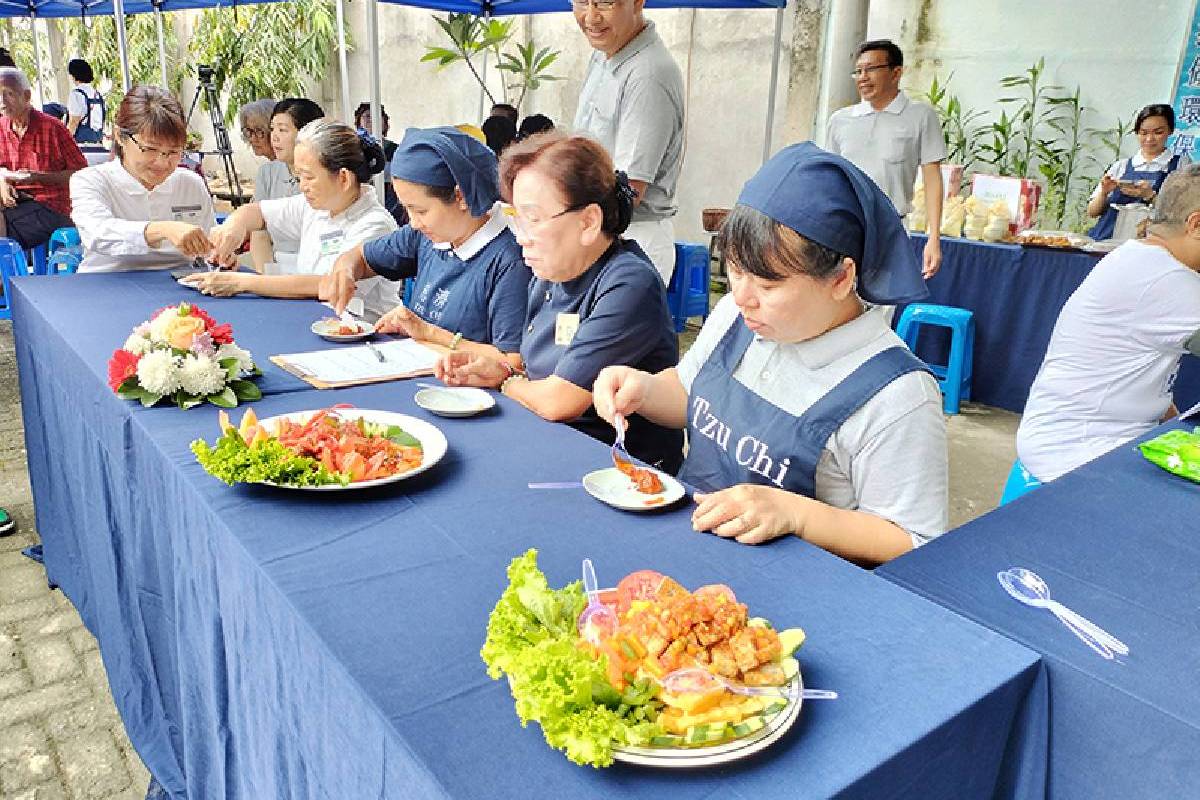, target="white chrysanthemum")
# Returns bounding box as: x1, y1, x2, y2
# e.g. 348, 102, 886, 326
147, 306, 181, 343
215, 342, 254, 374
136, 349, 182, 396
179, 354, 227, 397
123, 333, 152, 355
